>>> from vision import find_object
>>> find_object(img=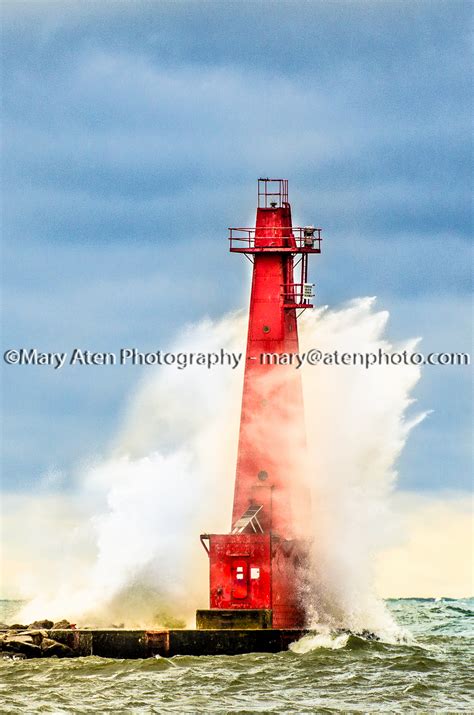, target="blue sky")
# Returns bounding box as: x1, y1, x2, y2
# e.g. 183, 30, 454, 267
1, 0, 472, 494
